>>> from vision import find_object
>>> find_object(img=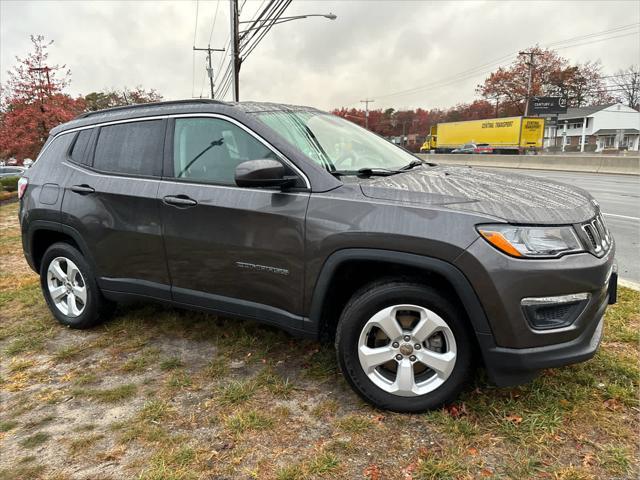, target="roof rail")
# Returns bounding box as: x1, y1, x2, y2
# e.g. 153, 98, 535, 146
75, 99, 226, 119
